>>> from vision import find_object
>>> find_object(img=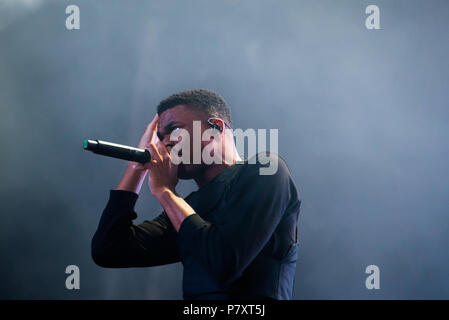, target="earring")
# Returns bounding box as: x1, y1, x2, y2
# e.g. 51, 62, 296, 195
207, 118, 223, 132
